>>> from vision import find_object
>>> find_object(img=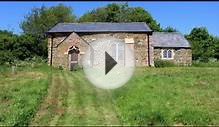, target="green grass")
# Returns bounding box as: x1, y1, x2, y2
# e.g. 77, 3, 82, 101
0, 64, 218, 125
0, 64, 51, 126
112, 67, 219, 125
